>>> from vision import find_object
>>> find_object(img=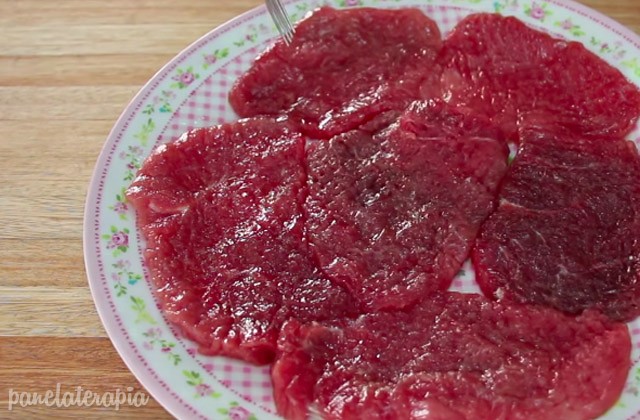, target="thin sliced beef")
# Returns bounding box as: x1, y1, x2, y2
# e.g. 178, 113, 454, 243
473, 128, 640, 321
439, 13, 640, 141
126, 118, 302, 227
126, 119, 359, 364
229, 7, 442, 139
273, 292, 631, 420
305, 101, 508, 310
